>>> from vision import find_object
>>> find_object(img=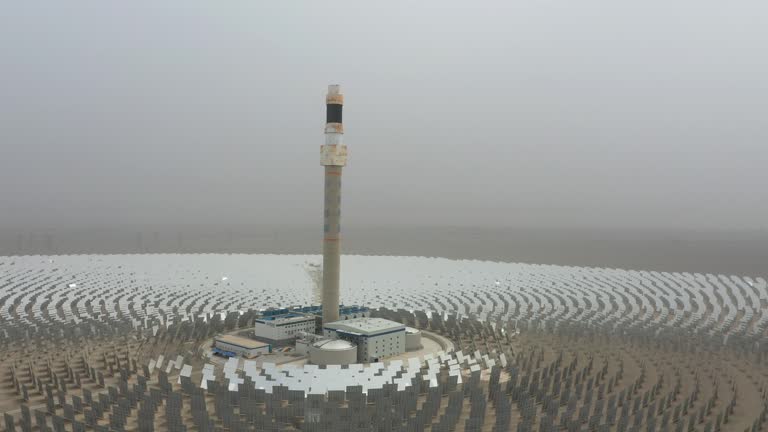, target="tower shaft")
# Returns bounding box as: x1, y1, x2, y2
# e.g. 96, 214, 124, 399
321, 85, 346, 325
